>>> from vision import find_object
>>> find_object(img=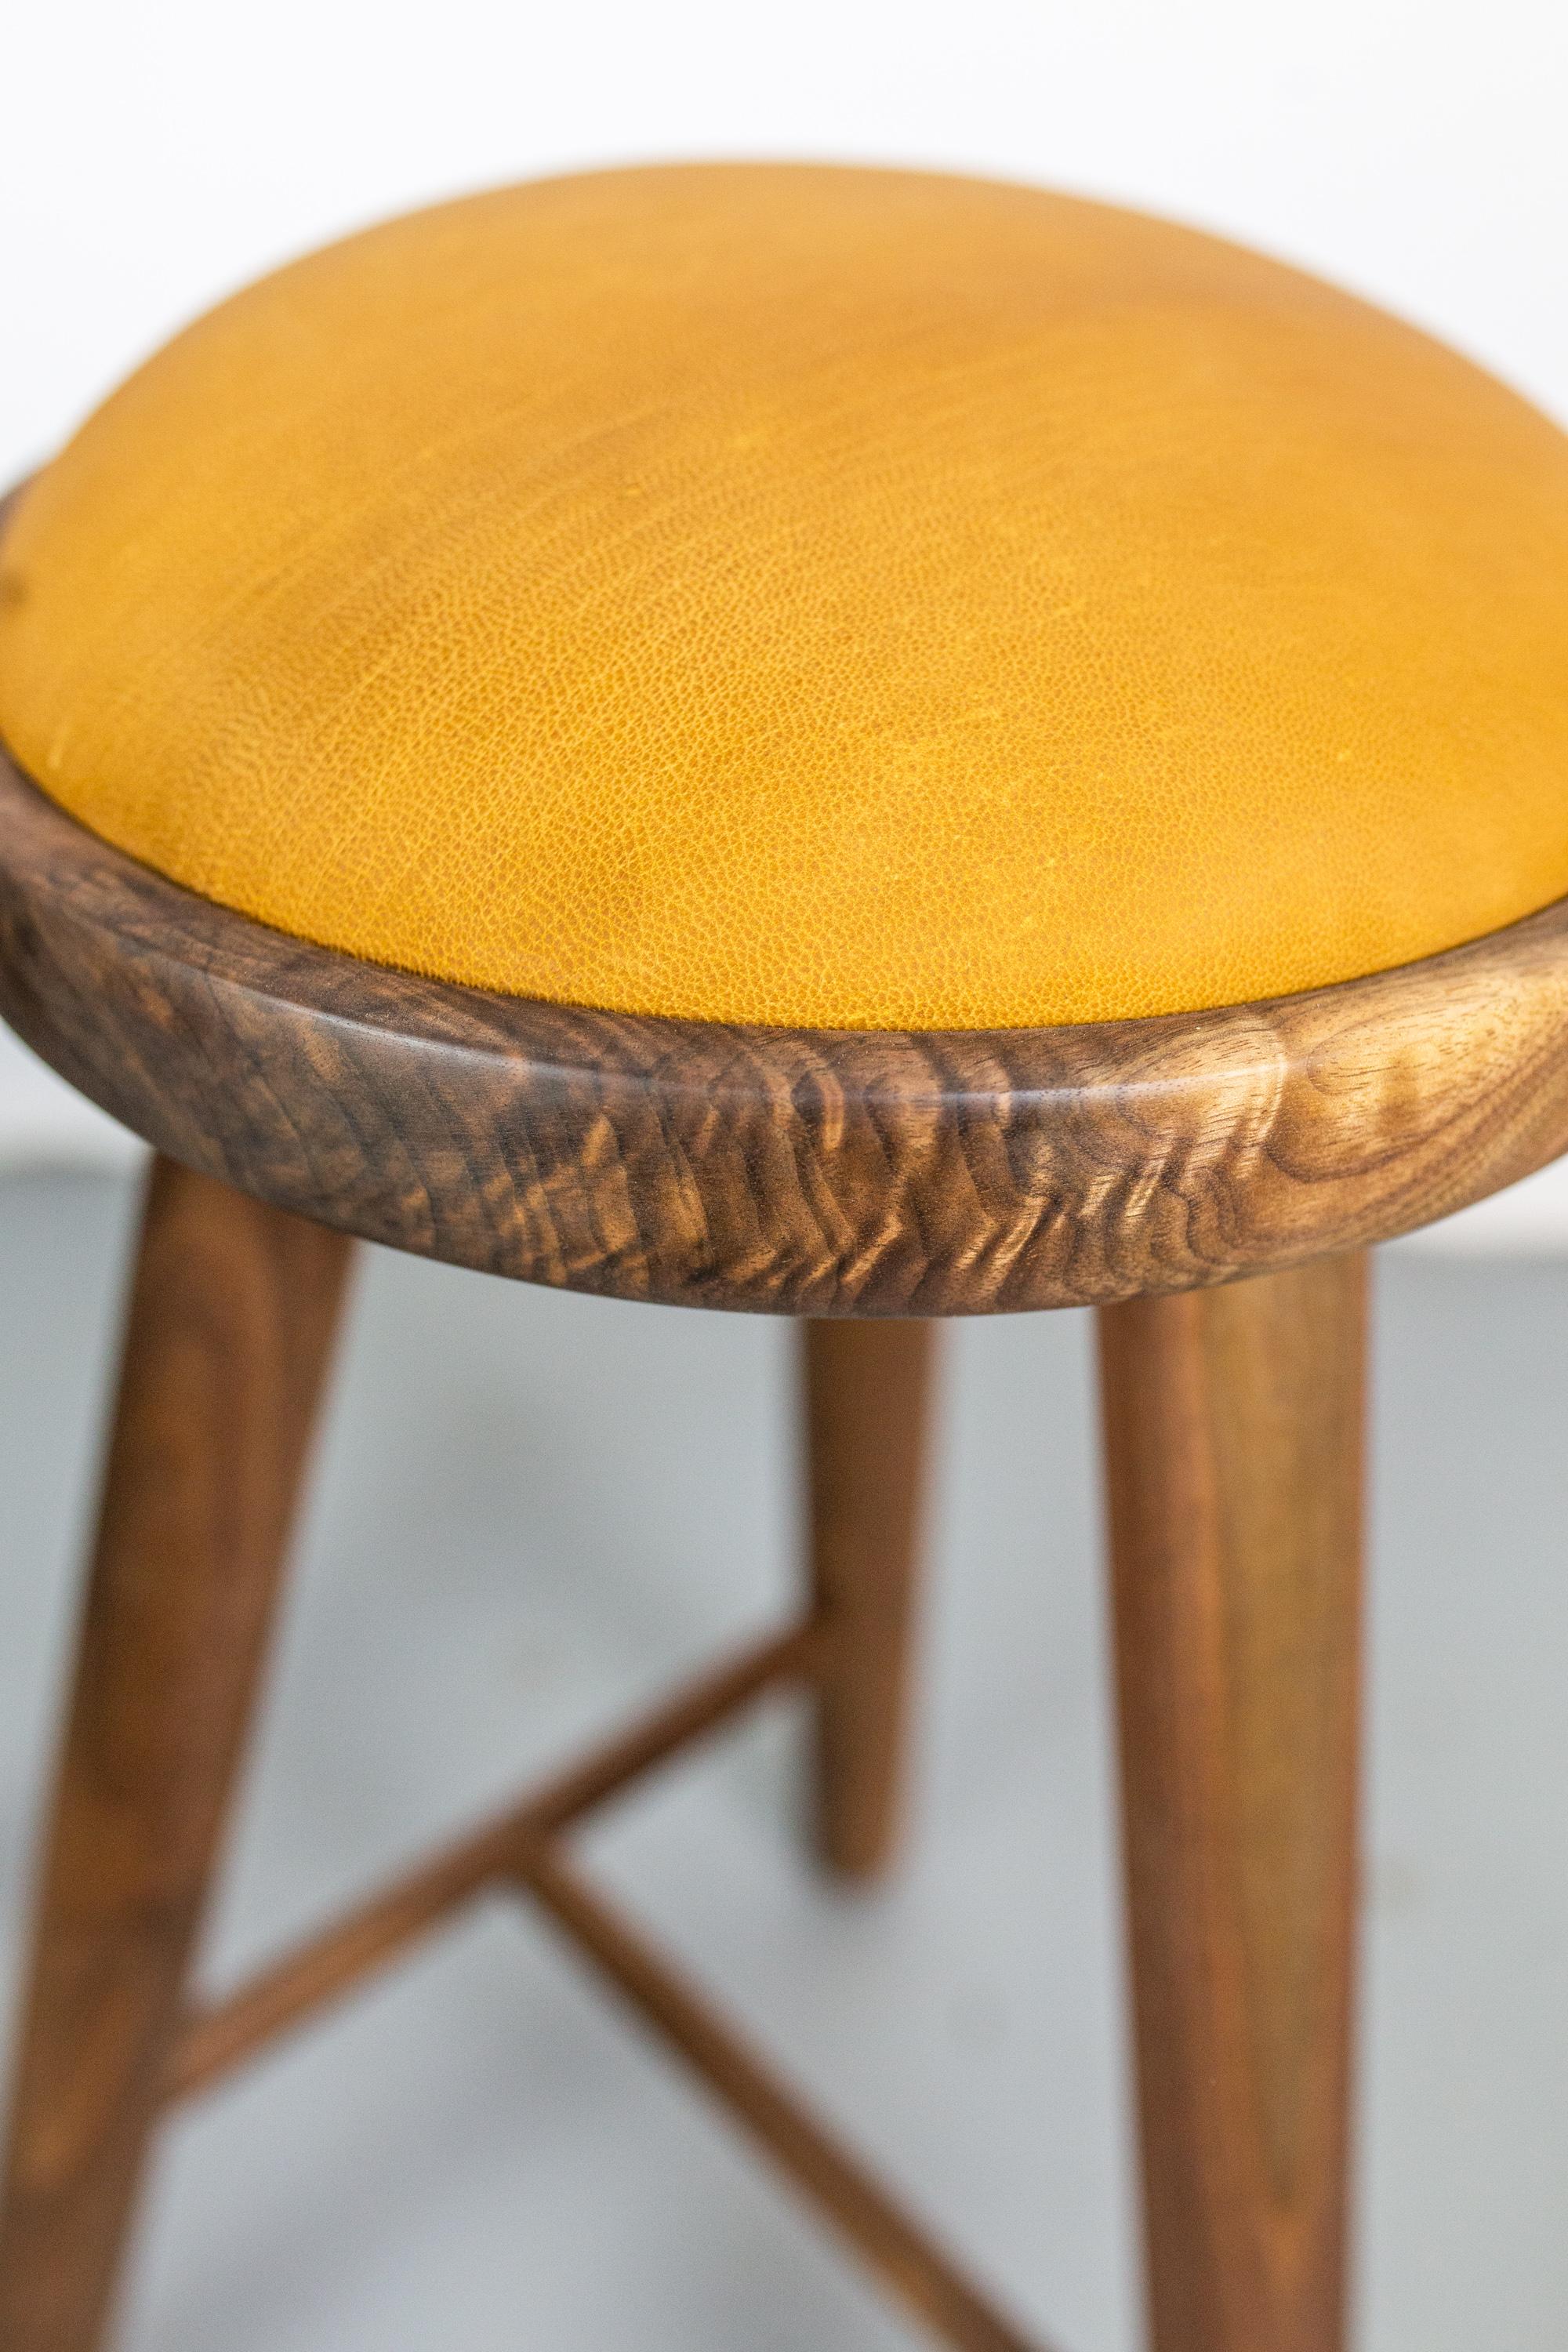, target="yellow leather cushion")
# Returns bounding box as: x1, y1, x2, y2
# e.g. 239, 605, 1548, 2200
4, 163, 1568, 1029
